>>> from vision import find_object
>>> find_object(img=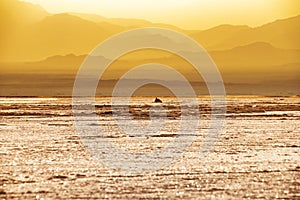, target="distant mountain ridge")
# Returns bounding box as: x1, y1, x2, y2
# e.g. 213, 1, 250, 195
0, 0, 299, 61
0, 0, 299, 96
2, 42, 299, 85
190, 15, 300, 50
